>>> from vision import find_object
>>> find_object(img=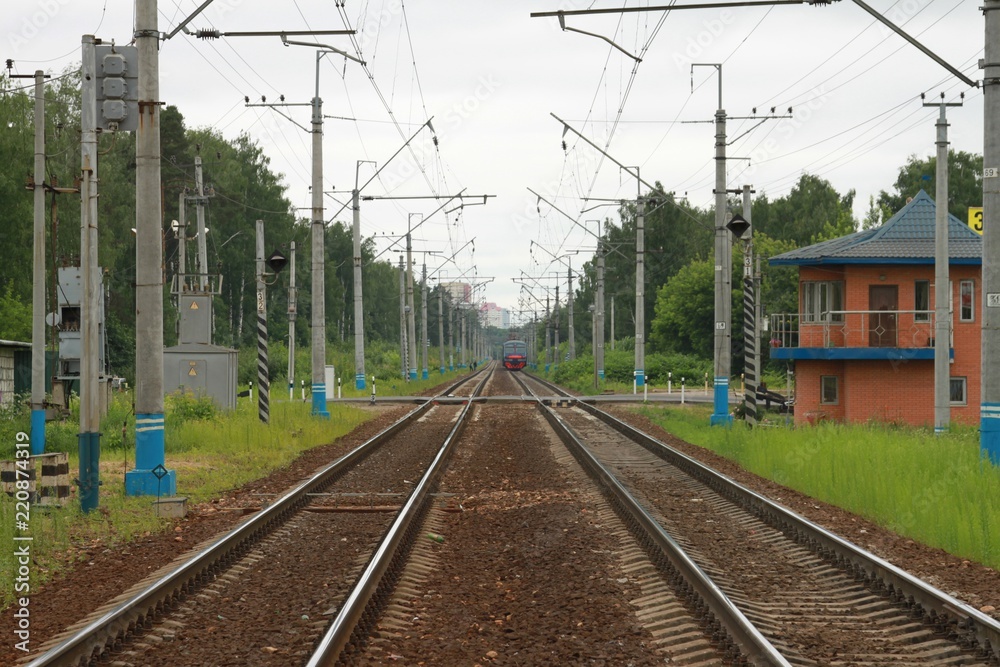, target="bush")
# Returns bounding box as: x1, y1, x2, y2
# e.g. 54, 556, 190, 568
645, 353, 712, 385
165, 392, 217, 427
